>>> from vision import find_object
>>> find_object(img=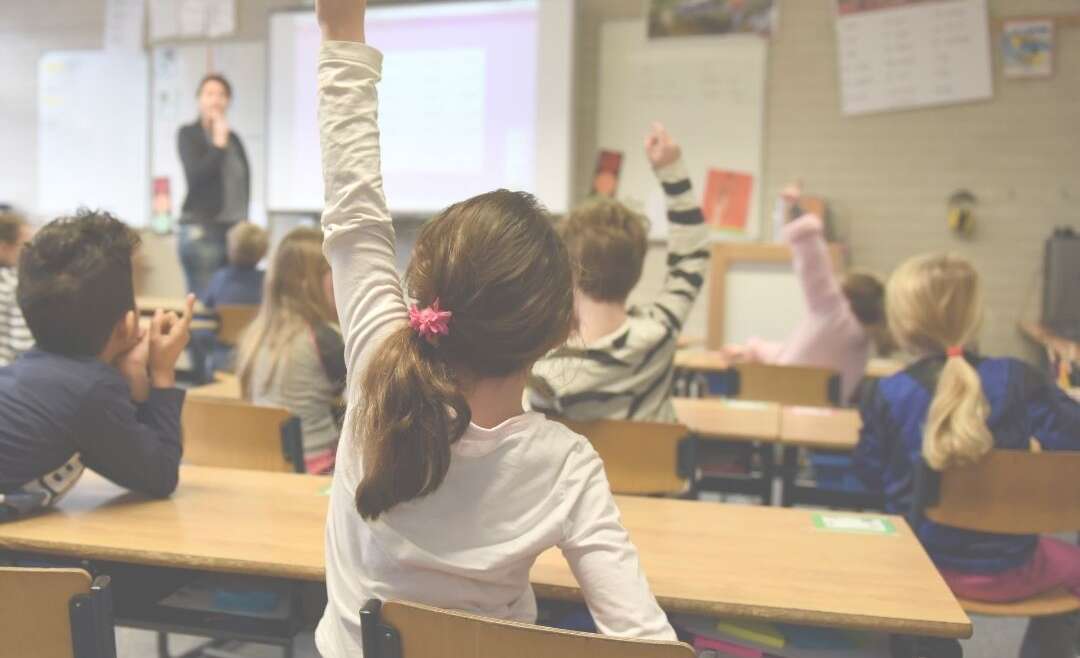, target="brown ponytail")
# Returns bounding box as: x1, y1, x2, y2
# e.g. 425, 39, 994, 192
355, 190, 574, 519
